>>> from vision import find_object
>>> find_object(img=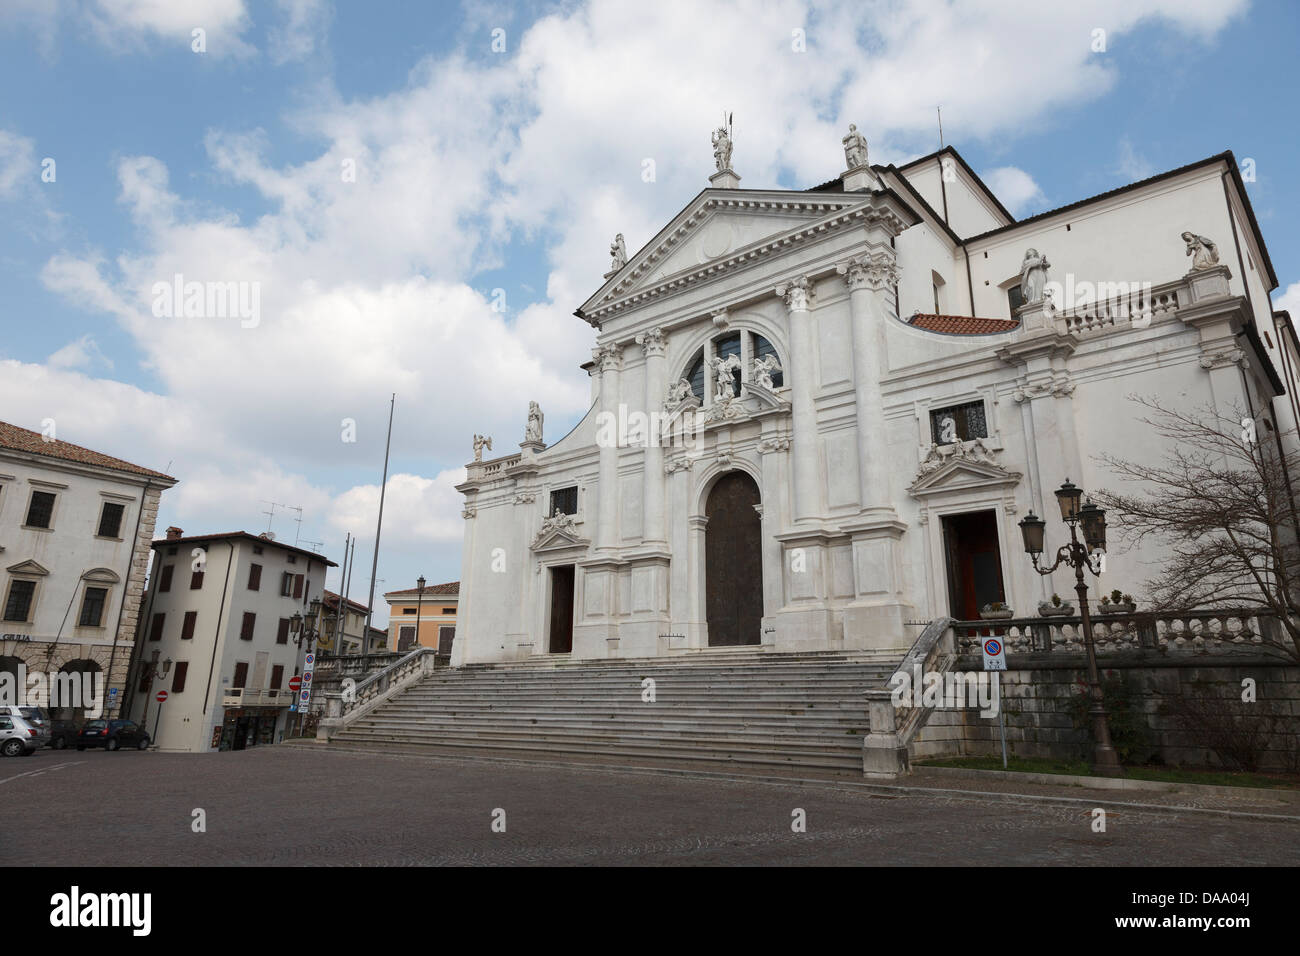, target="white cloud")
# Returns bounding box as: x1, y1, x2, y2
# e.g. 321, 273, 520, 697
980, 166, 1047, 217
85, 0, 253, 56
48, 334, 113, 371
0, 128, 37, 200
1114, 138, 1155, 183
1276, 281, 1300, 319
